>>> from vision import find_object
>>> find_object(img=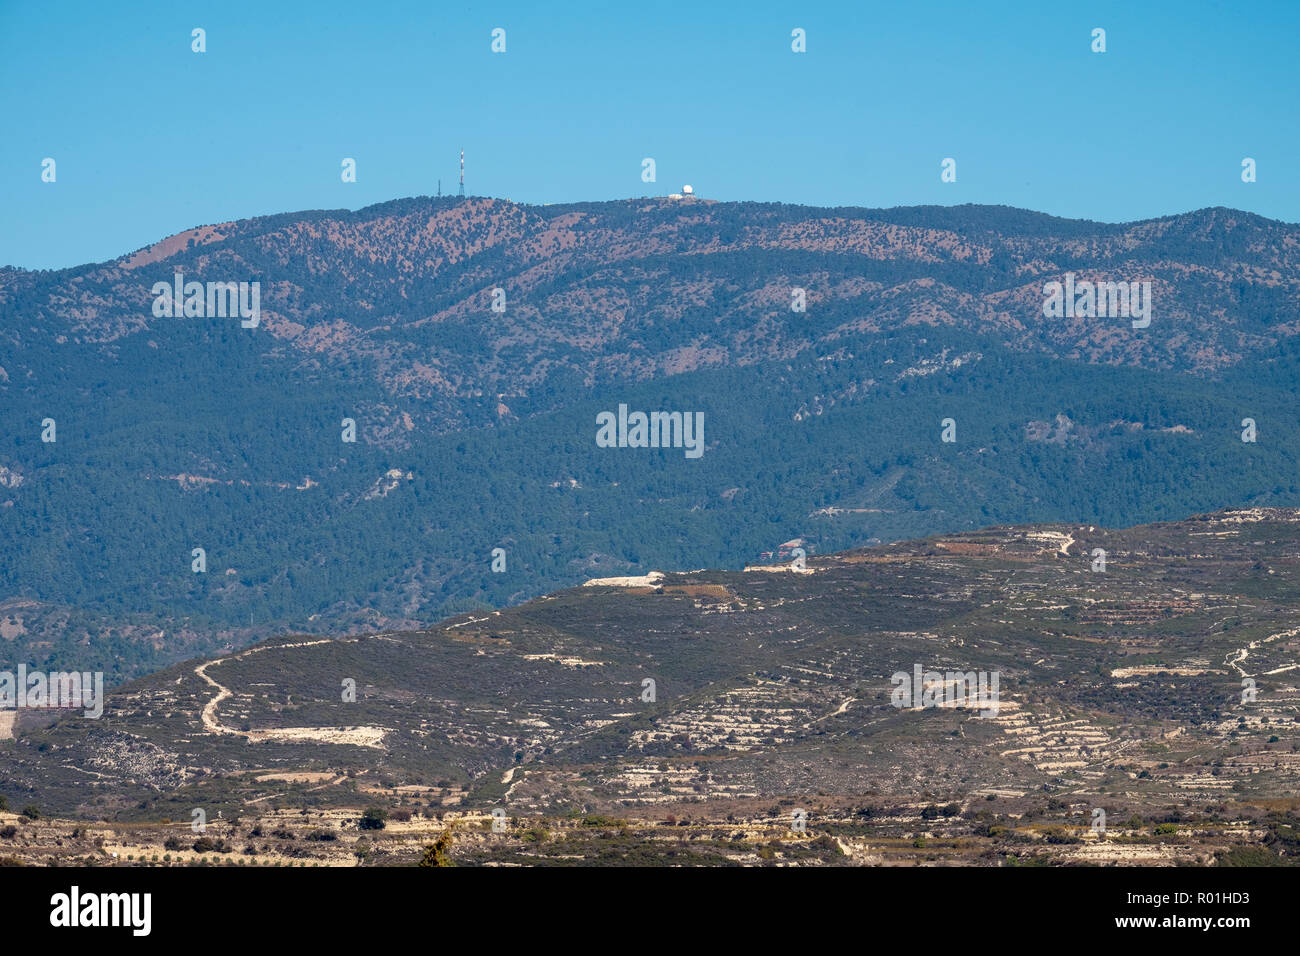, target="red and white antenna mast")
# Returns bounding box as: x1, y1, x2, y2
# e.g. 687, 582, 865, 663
458, 148, 465, 197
